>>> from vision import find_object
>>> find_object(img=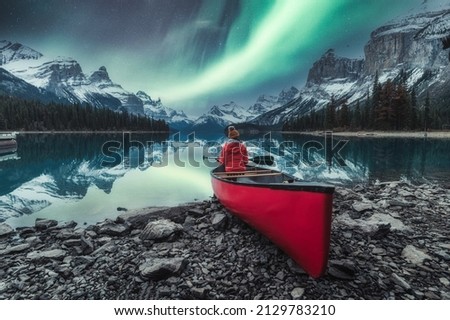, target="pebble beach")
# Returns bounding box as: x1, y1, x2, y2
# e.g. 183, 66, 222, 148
0, 181, 449, 300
